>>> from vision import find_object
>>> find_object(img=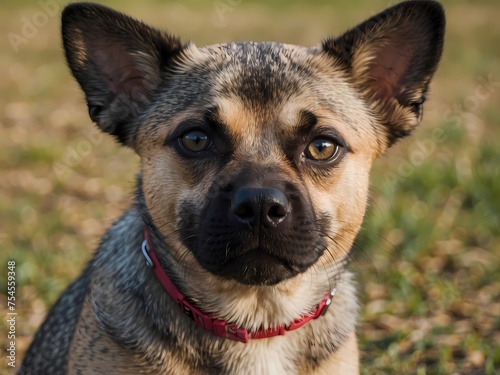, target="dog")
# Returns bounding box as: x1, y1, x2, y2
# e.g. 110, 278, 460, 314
20, 1, 445, 374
